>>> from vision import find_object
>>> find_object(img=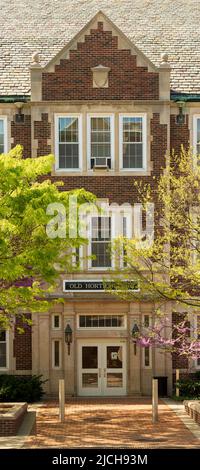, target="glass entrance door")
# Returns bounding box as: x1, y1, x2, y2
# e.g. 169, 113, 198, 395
78, 341, 126, 396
